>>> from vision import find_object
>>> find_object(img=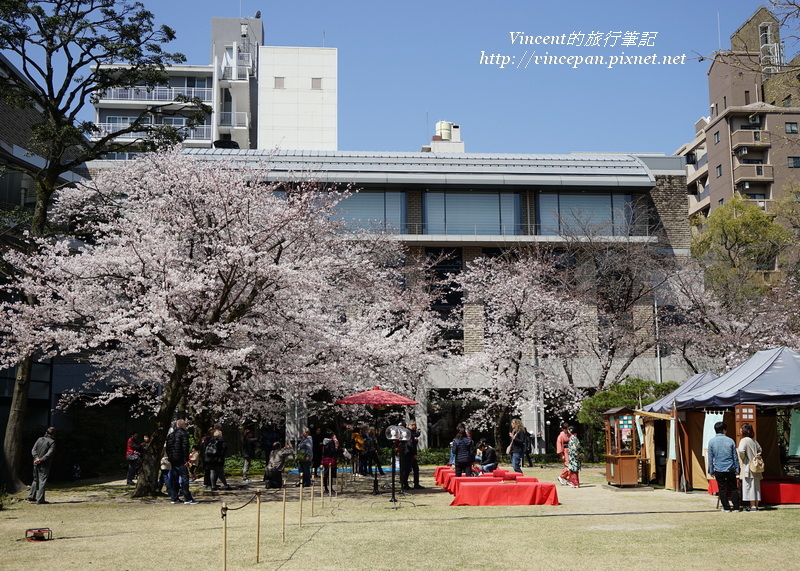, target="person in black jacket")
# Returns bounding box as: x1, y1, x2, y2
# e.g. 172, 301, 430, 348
451, 425, 474, 477
400, 421, 425, 490
477, 440, 498, 473
166, 419, 198, 504
205, 429, 231, 491
241, 428, 257, 483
